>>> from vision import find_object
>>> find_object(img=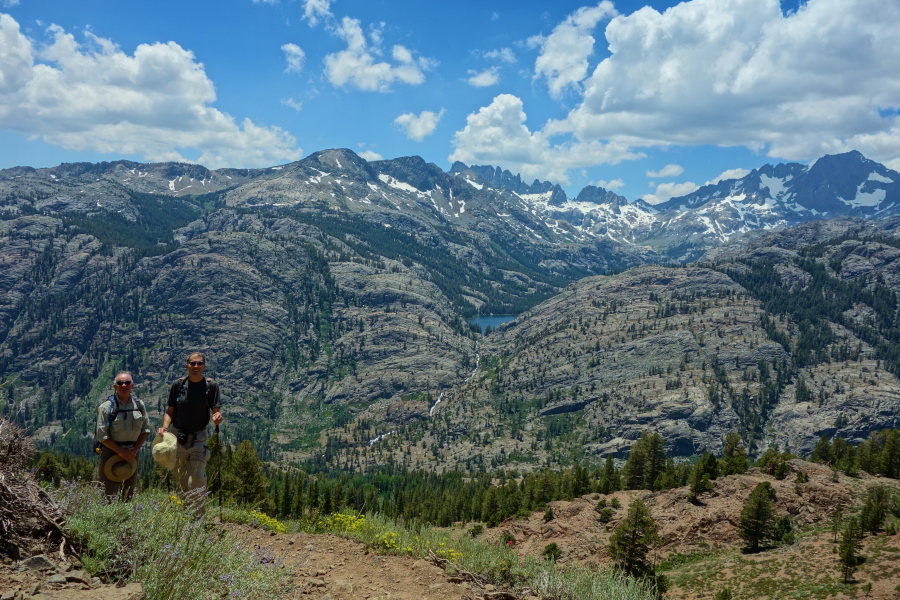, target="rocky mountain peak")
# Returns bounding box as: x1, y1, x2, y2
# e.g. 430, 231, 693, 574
448, 161, 566, 204
573, 185, 629, 207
